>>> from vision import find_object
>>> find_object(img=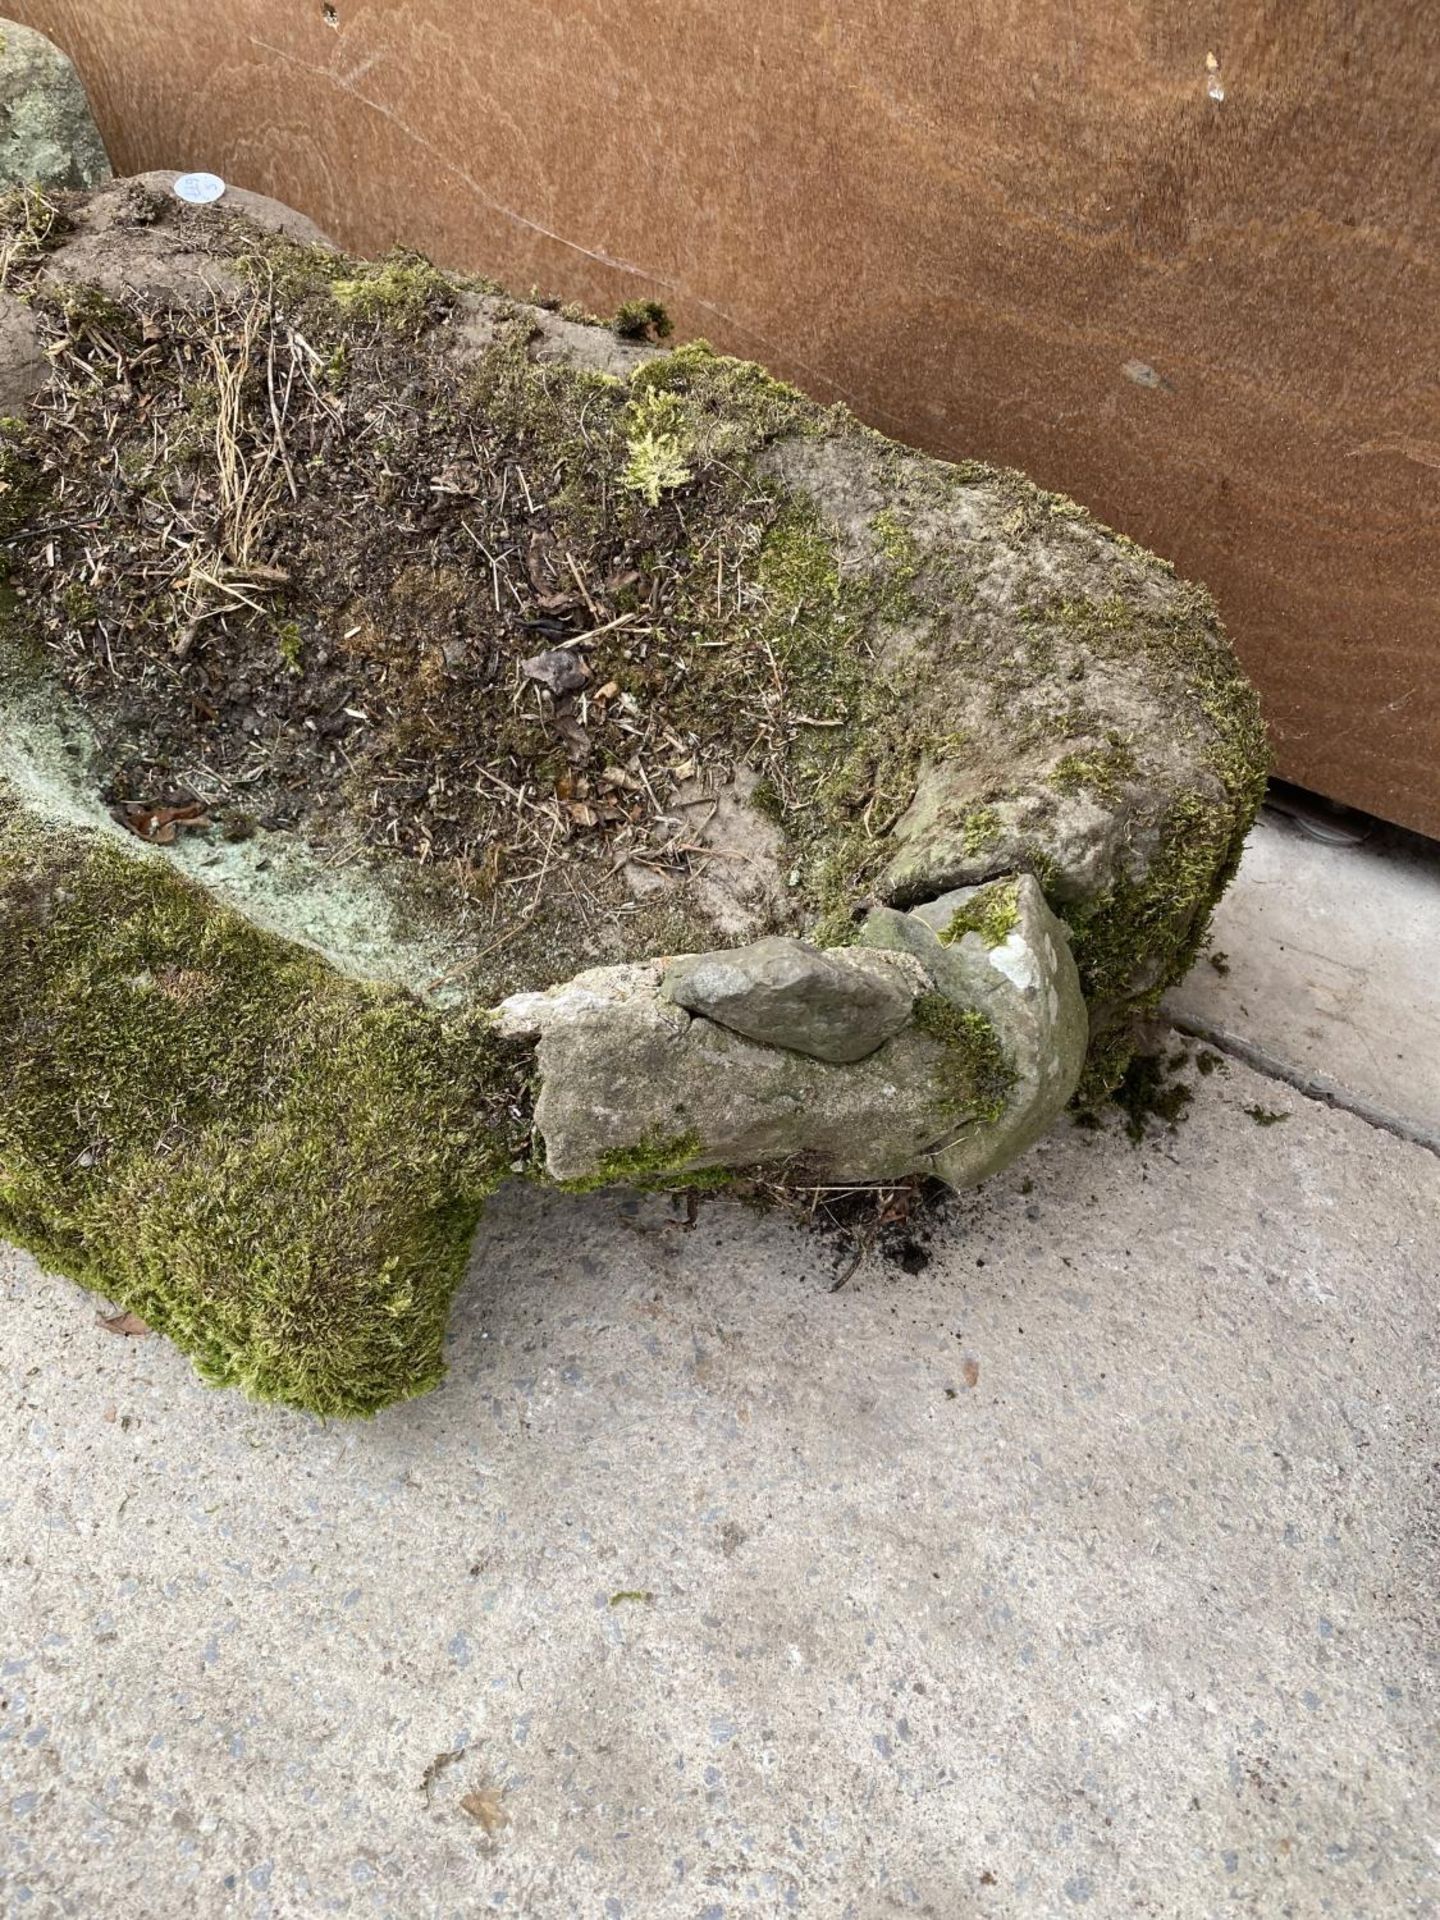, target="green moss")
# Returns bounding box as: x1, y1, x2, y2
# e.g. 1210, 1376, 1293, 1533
0, 804, 526, 1415
960, 805, 1002, 858
1033, 592, 1267, 825
1110, 1050, 1193, 1143
330, 254, 454, 329
1065, 784, 1254, 1105
911, 993, 1015, 1125
234, 229, 456, 331
60, 581, 98, 624
557, 1126, 706, 1193
276, 618, 303, 674
1002, 586, 1269, 1100
598, 1128, 703, 1180
870, 507, 921, 576
1050, 739, 1138, 803
235, 230, 348, 310
0, 183, 66, 289
35, 280, 139, 342
619, 387, 694, 504
749, 776, 784, 823
0, 432, 51, 544
613, 298, 673, 343
939, 877, 1021, 949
